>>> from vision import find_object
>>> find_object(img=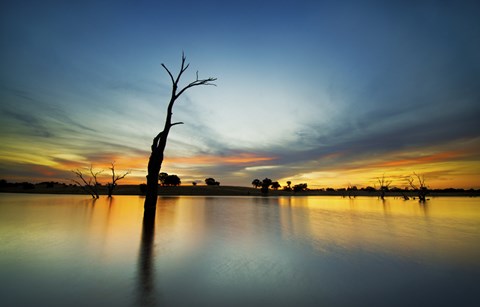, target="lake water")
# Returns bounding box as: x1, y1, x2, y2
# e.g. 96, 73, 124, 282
0, 194, 479, 307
